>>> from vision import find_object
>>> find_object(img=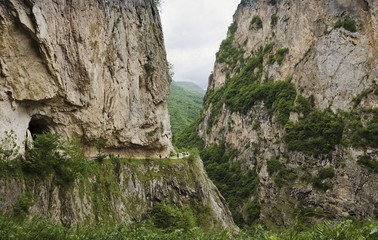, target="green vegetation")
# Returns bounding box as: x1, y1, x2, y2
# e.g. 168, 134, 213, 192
229, 21, 238, 35
22, 133, 85, 186
352, 89, 373, 107
268, 48, 289, 65
216, 22, 245, 72
349, 109, 378, 149
201, 143, 260, 225
284, 110, 344, 155
13, 193, 34, 218
358, 155, 378, 173
312, 167, 336, 192
151, 201, 196, 231
168, 81, 205, 134
0, 215, 377, 240
0, 133, 216, 226
173, 118, 204, 150
206, 45, 295, 127
318, 167, 335, 179
334, 16, 357, 32
285, 95, 378, 155
271, 14, 278, 27
250, 15, 263, 29
267, 158, 297, 186
267, 158, 283, 174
